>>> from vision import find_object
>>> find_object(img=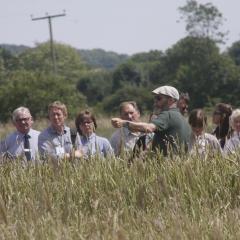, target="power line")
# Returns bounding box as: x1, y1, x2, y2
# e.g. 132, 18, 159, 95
31, 11, 66, 75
